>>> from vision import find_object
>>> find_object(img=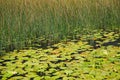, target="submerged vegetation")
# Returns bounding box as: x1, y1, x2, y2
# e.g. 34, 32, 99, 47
0, 30, 120, 79
0, 0, 120, 52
